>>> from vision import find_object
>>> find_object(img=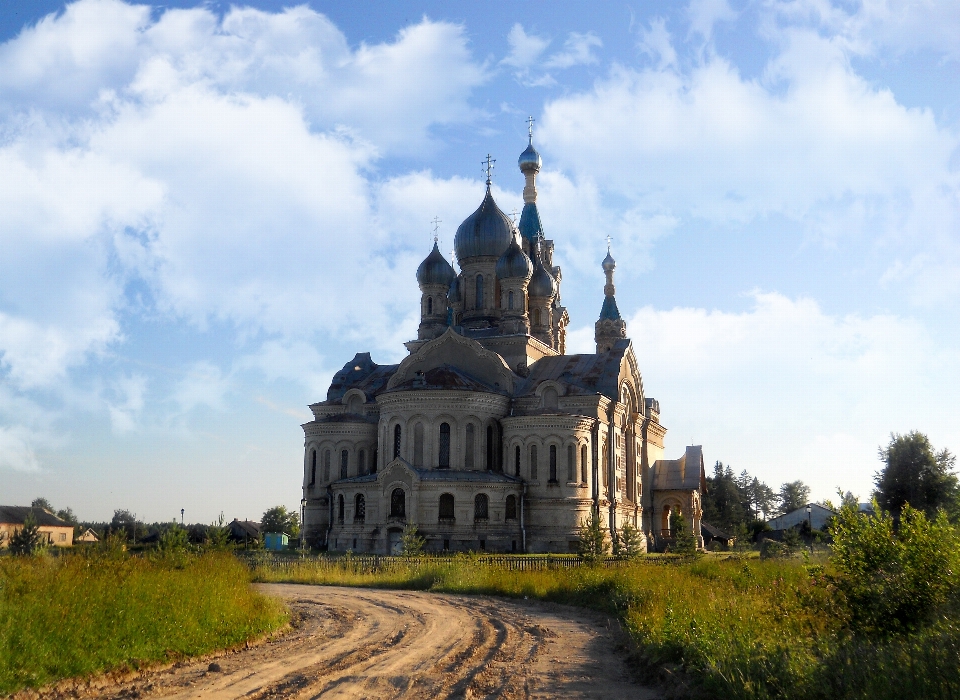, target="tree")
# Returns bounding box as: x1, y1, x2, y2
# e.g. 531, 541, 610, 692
159, 525, 189, 552
9, 512, 44, 555
207, 513, 232, 550
31, 497, 53, 511
577, 511, 610, 563
399, 524, 425, 556
670, 510, 698, 556
778, 481, 810, 515
109, 509, 139, 542
616, 521, 645, 560
875, 432, 958, 519
261, 506, 300, 537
